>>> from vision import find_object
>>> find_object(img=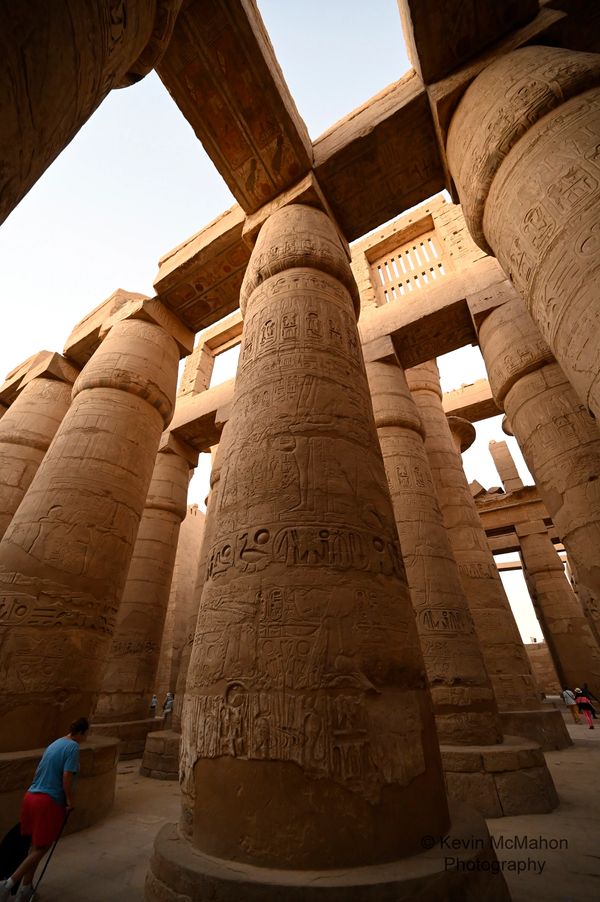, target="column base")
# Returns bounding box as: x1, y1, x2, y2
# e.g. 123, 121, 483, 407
499, 707, 571, 750
90, 717, 161, 758
441, 735, 558, 818
0, 735, 118, 837
145, 802, 510, 902
140, 730, 180, 781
